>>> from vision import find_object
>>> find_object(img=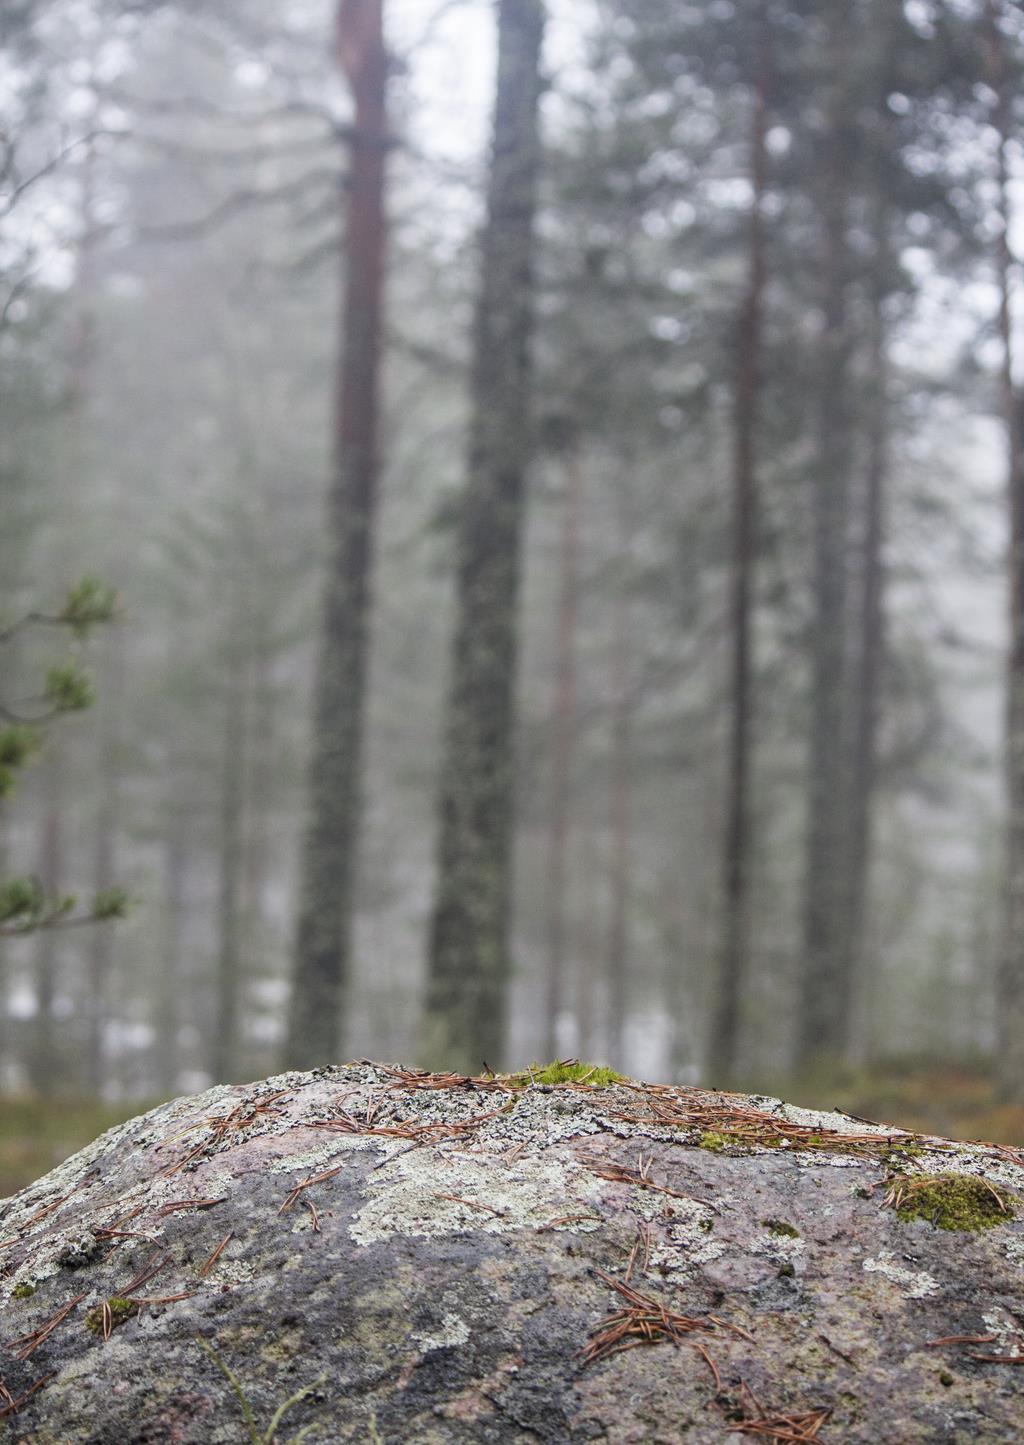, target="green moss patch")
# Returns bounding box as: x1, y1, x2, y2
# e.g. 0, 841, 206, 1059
11, 1281, 36, 1299
885, 1173, 1013, 1231
507, 1060, 626, 1088
85, 1297, 139, 1336
699, 1129, 785, 1153
762, 1219, 800, 1238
